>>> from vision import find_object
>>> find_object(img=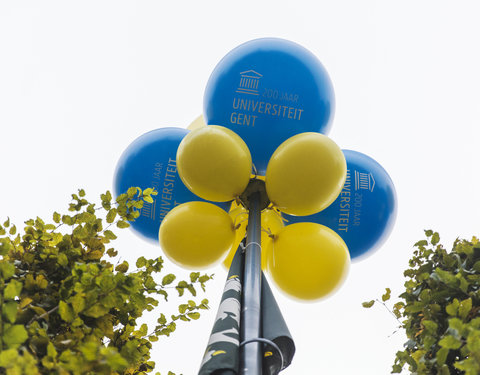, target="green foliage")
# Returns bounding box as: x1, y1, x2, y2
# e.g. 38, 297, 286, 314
364, 231, 480, 374
0, 189, 213, 375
